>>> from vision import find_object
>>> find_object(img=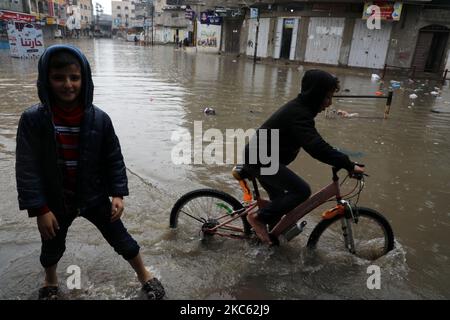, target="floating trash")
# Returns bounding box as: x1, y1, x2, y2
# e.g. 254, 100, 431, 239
371, 74, 381, 81
409, 94, 418, 99
390, 80, 401, 89
203, 107, 216, 115
337, 110, 359, 118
